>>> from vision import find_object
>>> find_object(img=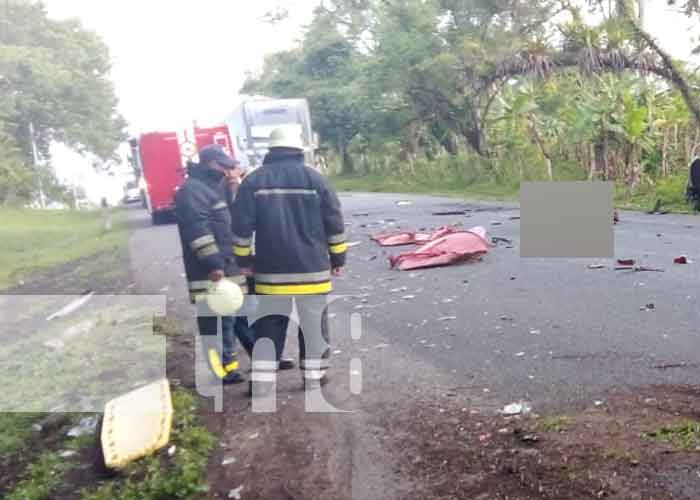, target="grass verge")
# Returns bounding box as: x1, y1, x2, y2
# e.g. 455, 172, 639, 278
330, 174, 519, 201
645, 421, 700, 450
0, 413, 44, 456
6, 452, 68, 500
332, 173, 699, 215
0, 208, 129, 289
